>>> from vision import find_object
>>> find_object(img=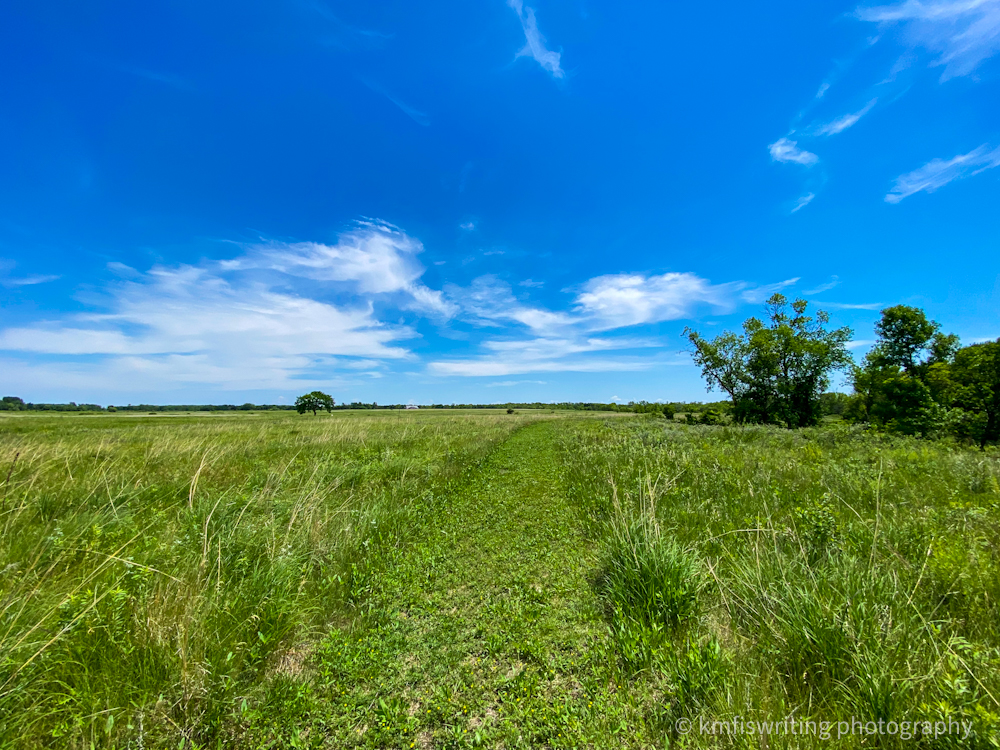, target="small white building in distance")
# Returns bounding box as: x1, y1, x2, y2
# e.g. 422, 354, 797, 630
405, 404, 419, 410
